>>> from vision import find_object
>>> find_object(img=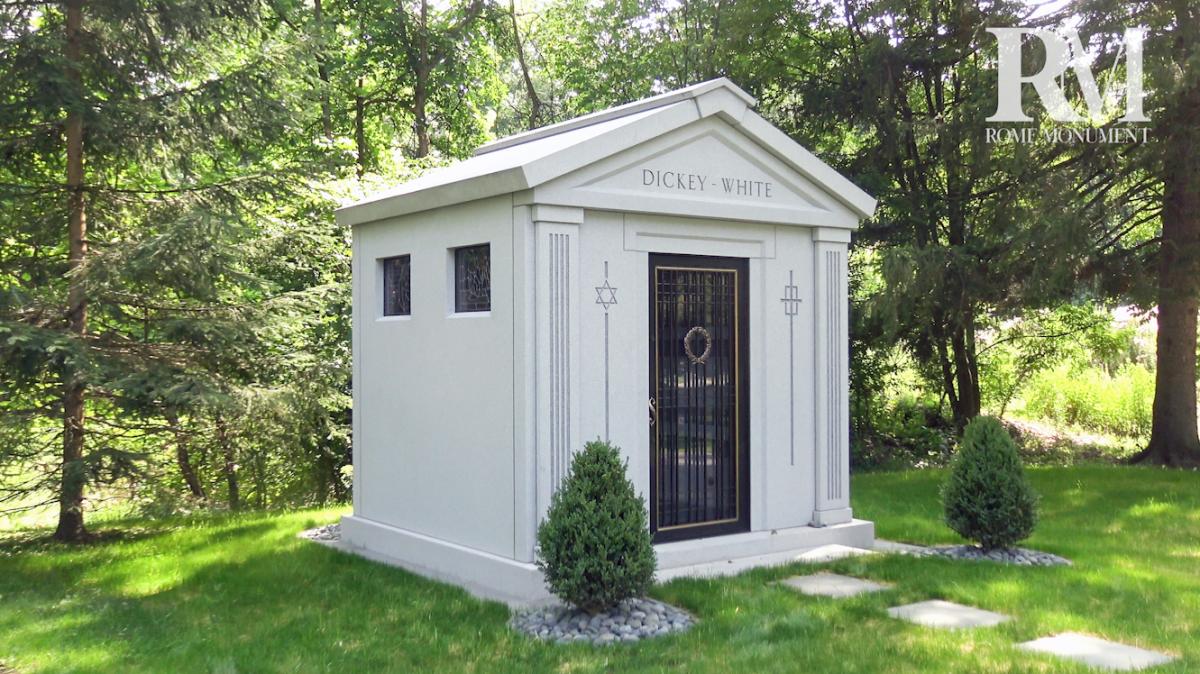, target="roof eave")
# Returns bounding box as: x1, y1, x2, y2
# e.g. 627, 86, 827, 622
334, 167, 530, 227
